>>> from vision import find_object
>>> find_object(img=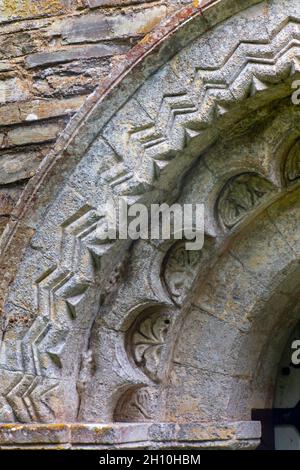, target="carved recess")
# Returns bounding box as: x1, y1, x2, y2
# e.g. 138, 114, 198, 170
127, 308, 172, 382
114, 386, 159, 423
285, 140, 300, 184
163, 241, 201, 306
217, 173, 274, 229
